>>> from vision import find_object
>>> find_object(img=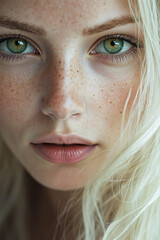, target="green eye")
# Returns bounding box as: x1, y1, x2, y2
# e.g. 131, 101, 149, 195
7, 38, 27, 54
103, 39, 124, 54
93, 37, 133, 56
